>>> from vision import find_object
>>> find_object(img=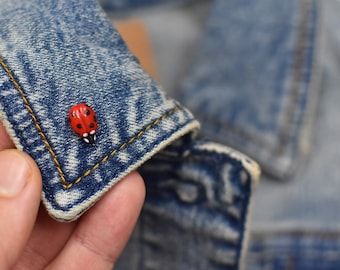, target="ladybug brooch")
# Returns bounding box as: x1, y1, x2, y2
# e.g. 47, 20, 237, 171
68, 103, 98, 144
